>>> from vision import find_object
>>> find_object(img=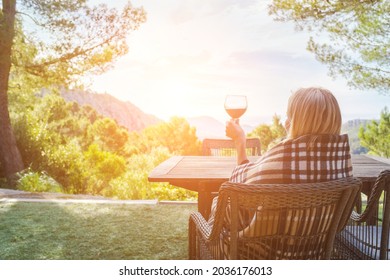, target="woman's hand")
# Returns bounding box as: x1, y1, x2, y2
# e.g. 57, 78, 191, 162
225, 119, 248, 165
225, 119, 244, 140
